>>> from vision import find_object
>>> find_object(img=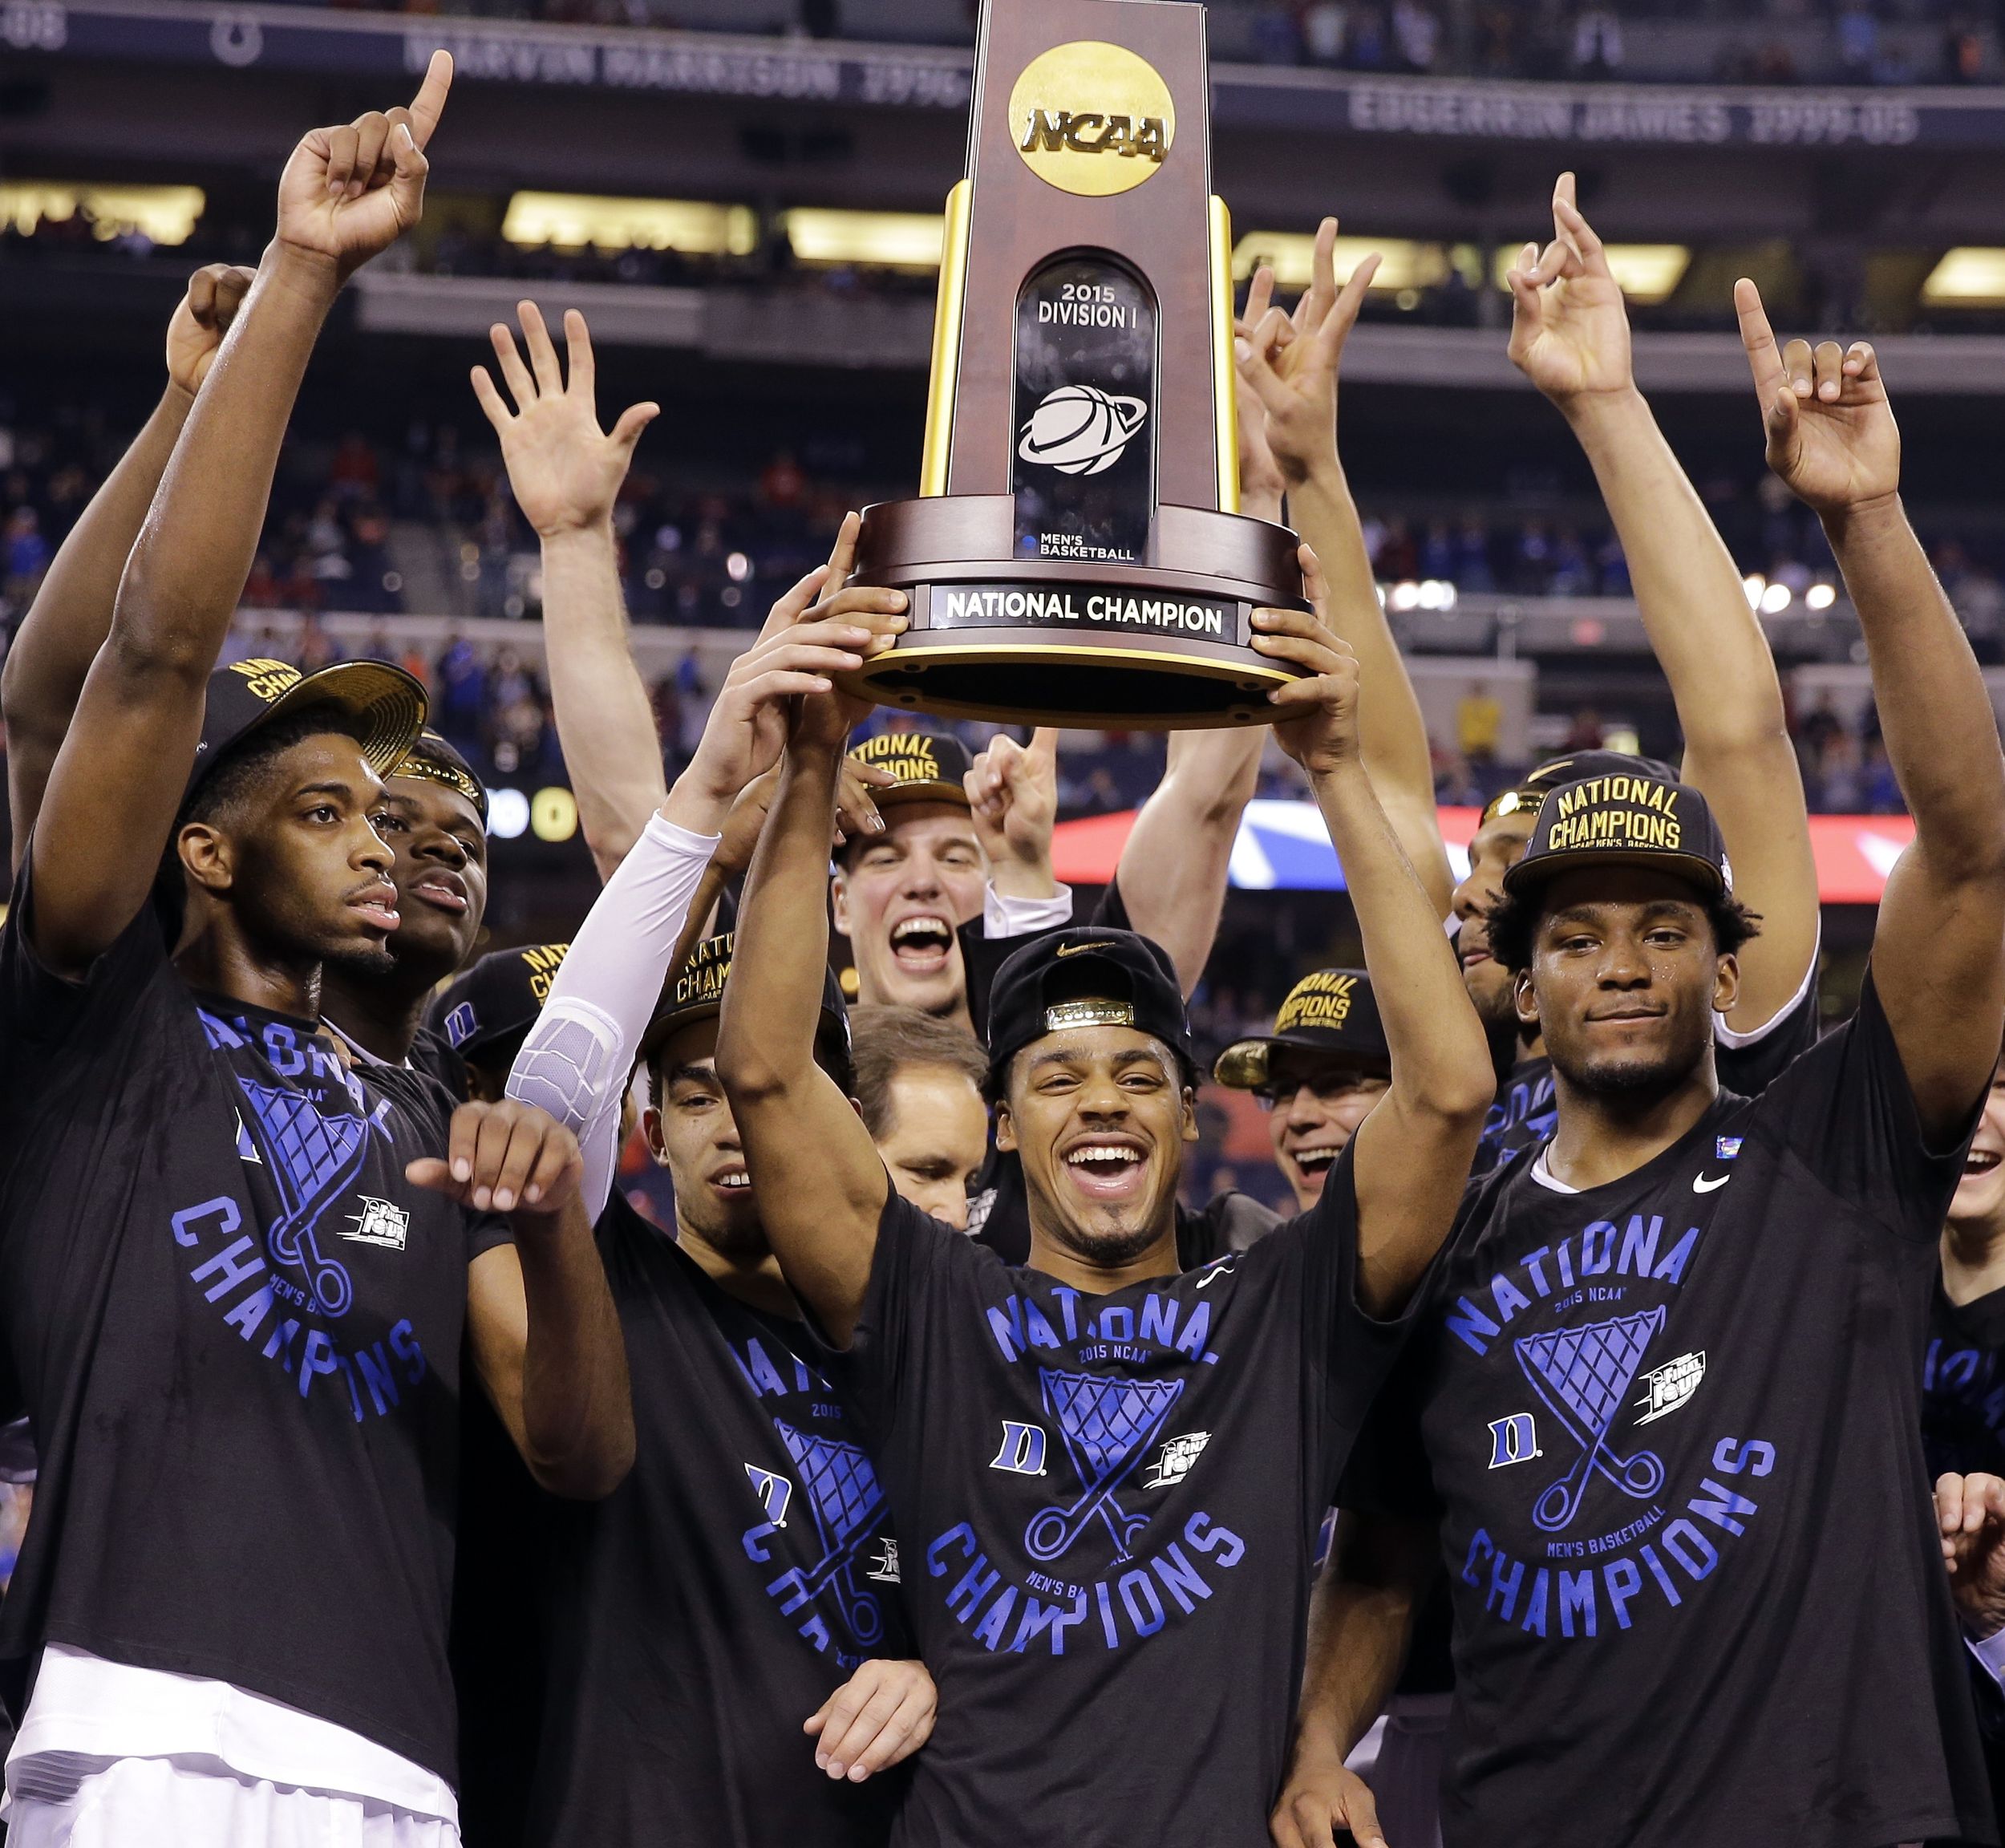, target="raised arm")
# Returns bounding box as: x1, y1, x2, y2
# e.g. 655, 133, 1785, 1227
717, 691, 896, 1348
966, 727, 1062, 907
416, 1098, 634, 1497
1259, 551, 1493, 1313
1240, 221, 1453, 919
509, 542, 895, 1214
2, 264, 253, 867
472, 302, 663, 881
1513, 176, 1819, 1031
1108, 728, 1263, 995
1111, 336, 1287, 988
1271, 1510, 1439, 1848
1738, 286, 2005, 1139
27, 59, 451, 977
